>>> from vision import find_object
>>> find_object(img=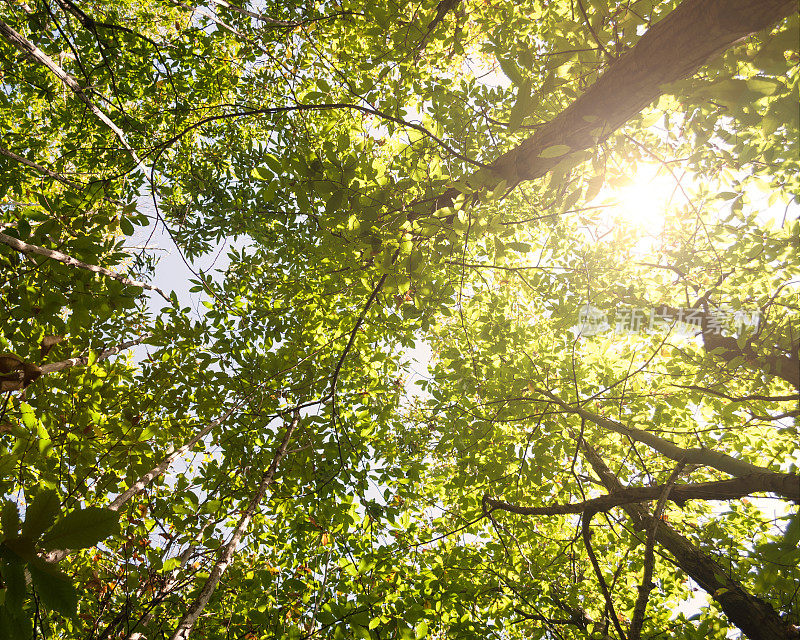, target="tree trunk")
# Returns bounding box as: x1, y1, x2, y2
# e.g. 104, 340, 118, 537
429, 0, 794, 211
489, 0, 795, 184
581, 440, 799, 640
